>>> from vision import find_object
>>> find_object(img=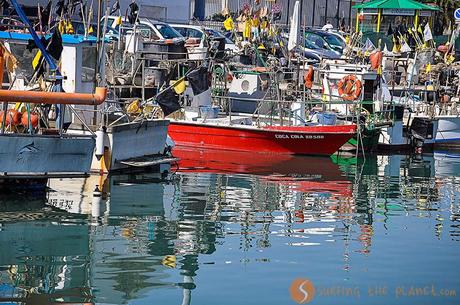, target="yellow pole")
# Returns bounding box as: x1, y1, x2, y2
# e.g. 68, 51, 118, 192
377, 9, 382, 32
356, 10, 360, 32
414, 10, 419, 29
